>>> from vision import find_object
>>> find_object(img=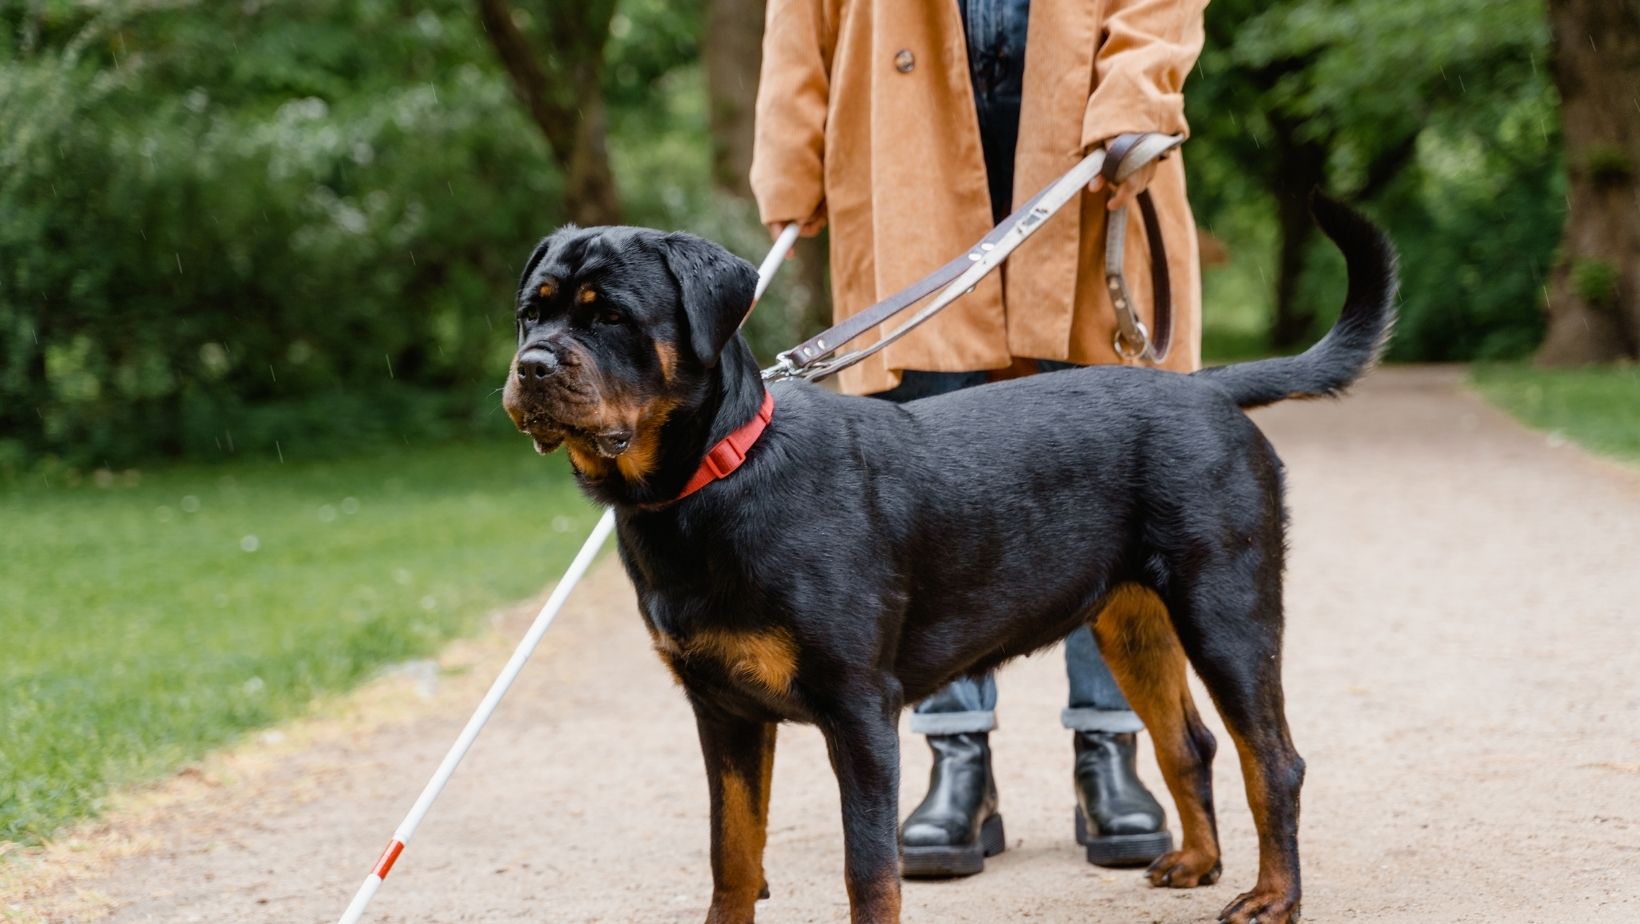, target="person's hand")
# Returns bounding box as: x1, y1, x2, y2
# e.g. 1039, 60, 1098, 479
767, 207, 827, 253
1088, 158, 1159, 212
